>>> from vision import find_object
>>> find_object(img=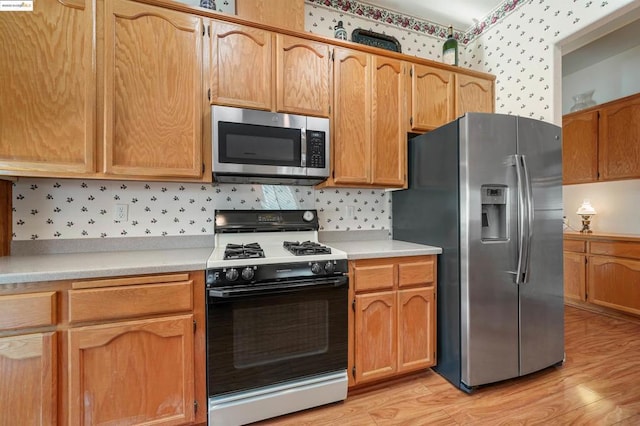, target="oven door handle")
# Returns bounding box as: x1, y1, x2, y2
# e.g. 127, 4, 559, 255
208, 276, 348, 299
